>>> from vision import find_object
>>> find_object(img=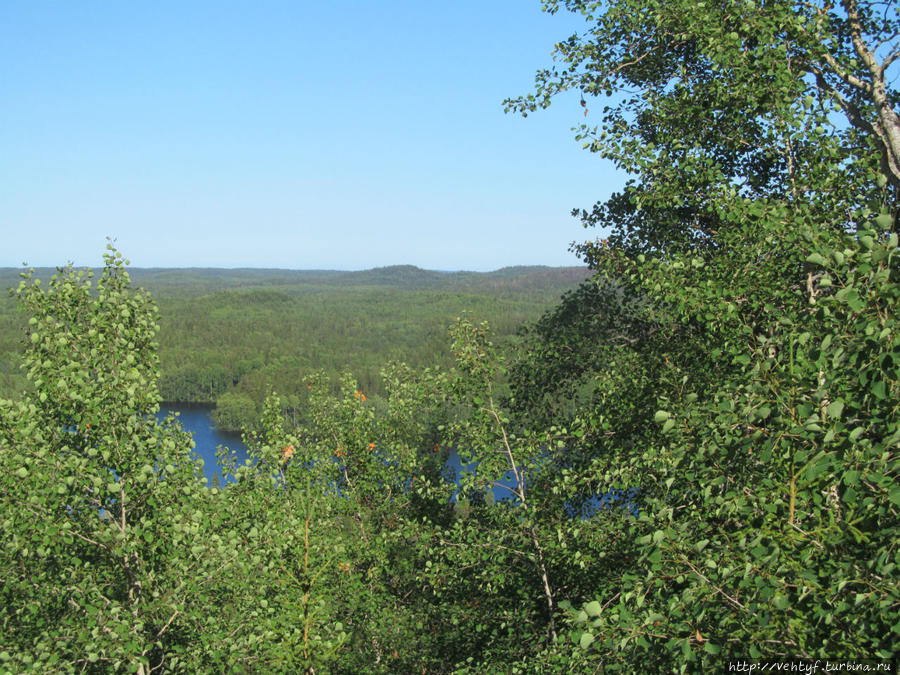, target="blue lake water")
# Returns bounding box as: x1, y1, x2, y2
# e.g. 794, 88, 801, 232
157, 403, 249, 485
154, 405, 630, 515
159, 404, 633, 517
157, 403, 520, 497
